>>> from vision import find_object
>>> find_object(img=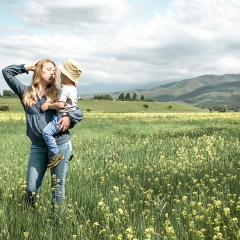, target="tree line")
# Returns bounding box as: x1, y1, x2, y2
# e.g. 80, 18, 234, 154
0, 90, 17, 98
118, 92, 144, 101
93, 93, 154, 102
